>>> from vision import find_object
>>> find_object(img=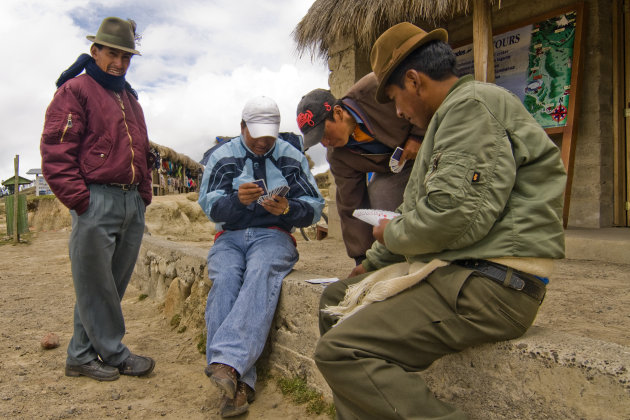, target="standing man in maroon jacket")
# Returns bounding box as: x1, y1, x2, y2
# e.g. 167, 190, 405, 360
40, 17, 155, 381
